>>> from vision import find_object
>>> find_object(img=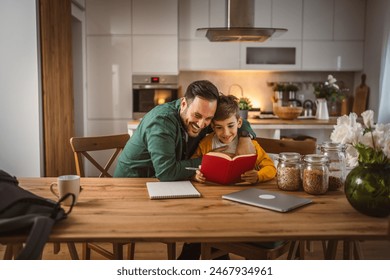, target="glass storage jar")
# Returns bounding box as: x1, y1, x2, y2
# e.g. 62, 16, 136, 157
277, 152, 302, 191
302, 154, 329, 195
318, 142, 346, 191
